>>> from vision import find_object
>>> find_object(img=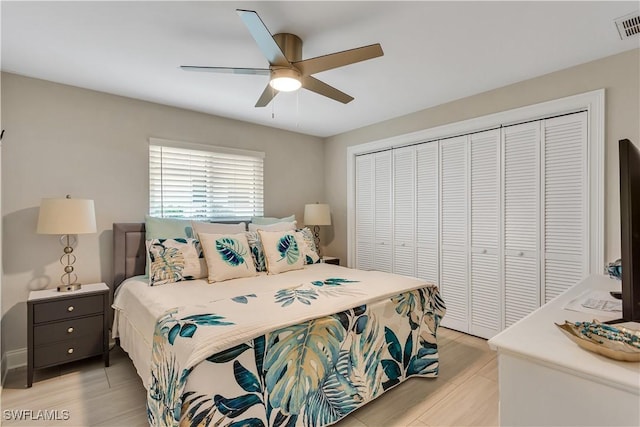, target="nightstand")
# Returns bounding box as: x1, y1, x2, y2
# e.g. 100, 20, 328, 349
27, 283, 109, 387
322, 256, 340, 266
